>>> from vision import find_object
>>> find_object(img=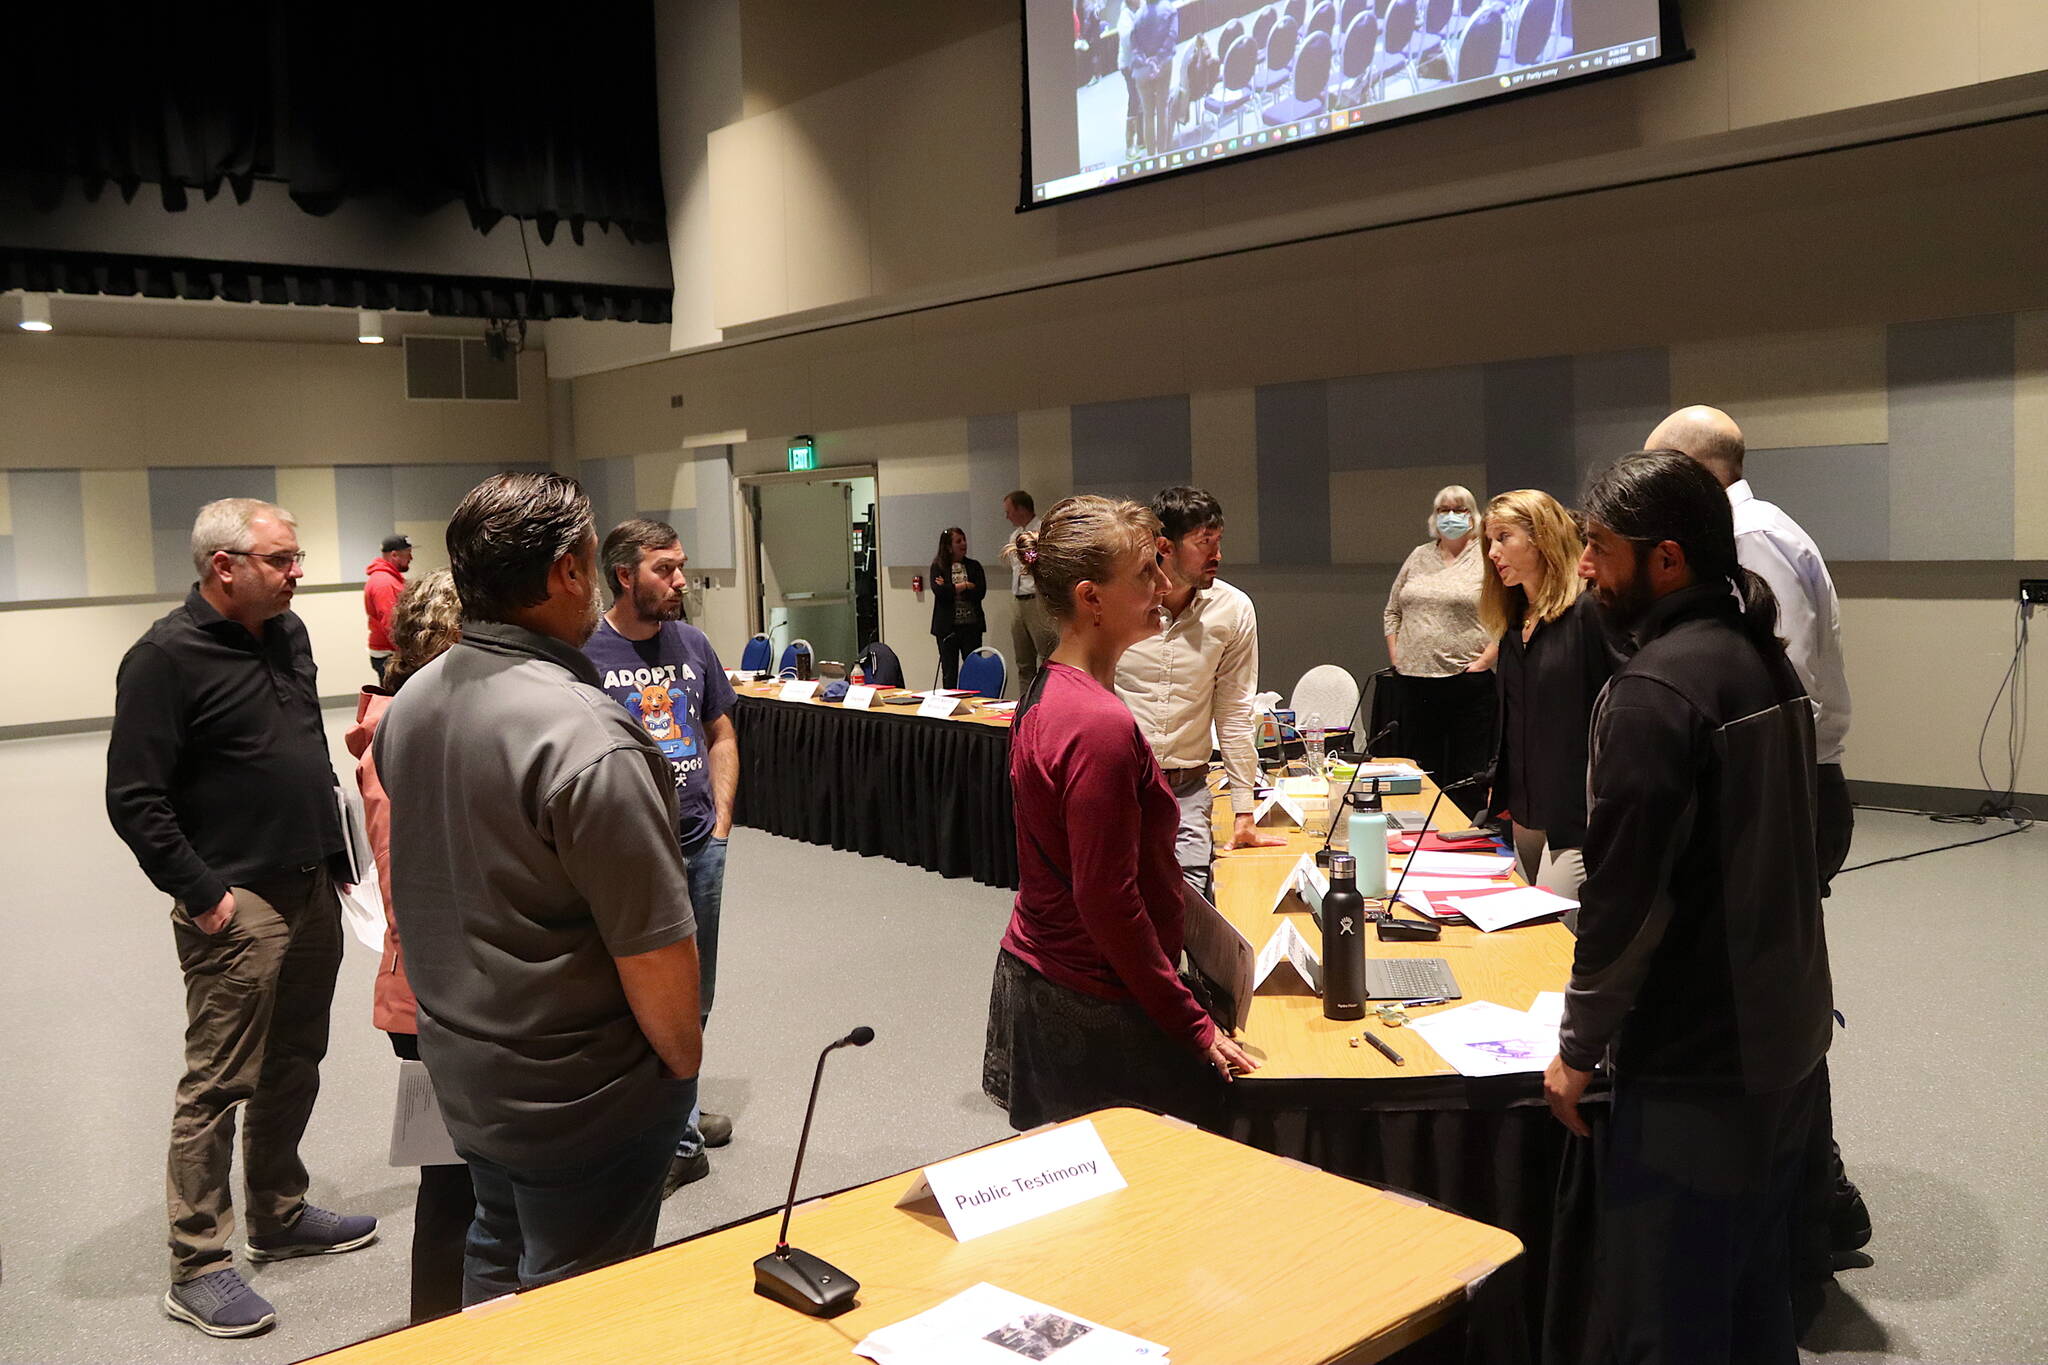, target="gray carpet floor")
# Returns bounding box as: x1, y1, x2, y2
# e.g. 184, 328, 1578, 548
0, 708, 2041, 1363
